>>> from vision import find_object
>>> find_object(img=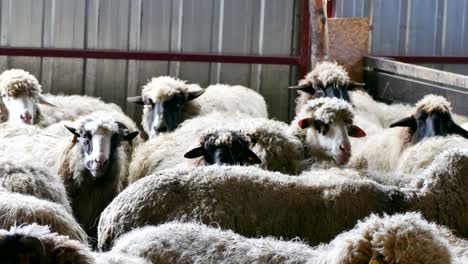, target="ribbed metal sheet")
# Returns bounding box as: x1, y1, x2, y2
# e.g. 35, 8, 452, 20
335, 0, 468, 76
0, 0, 300, 122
